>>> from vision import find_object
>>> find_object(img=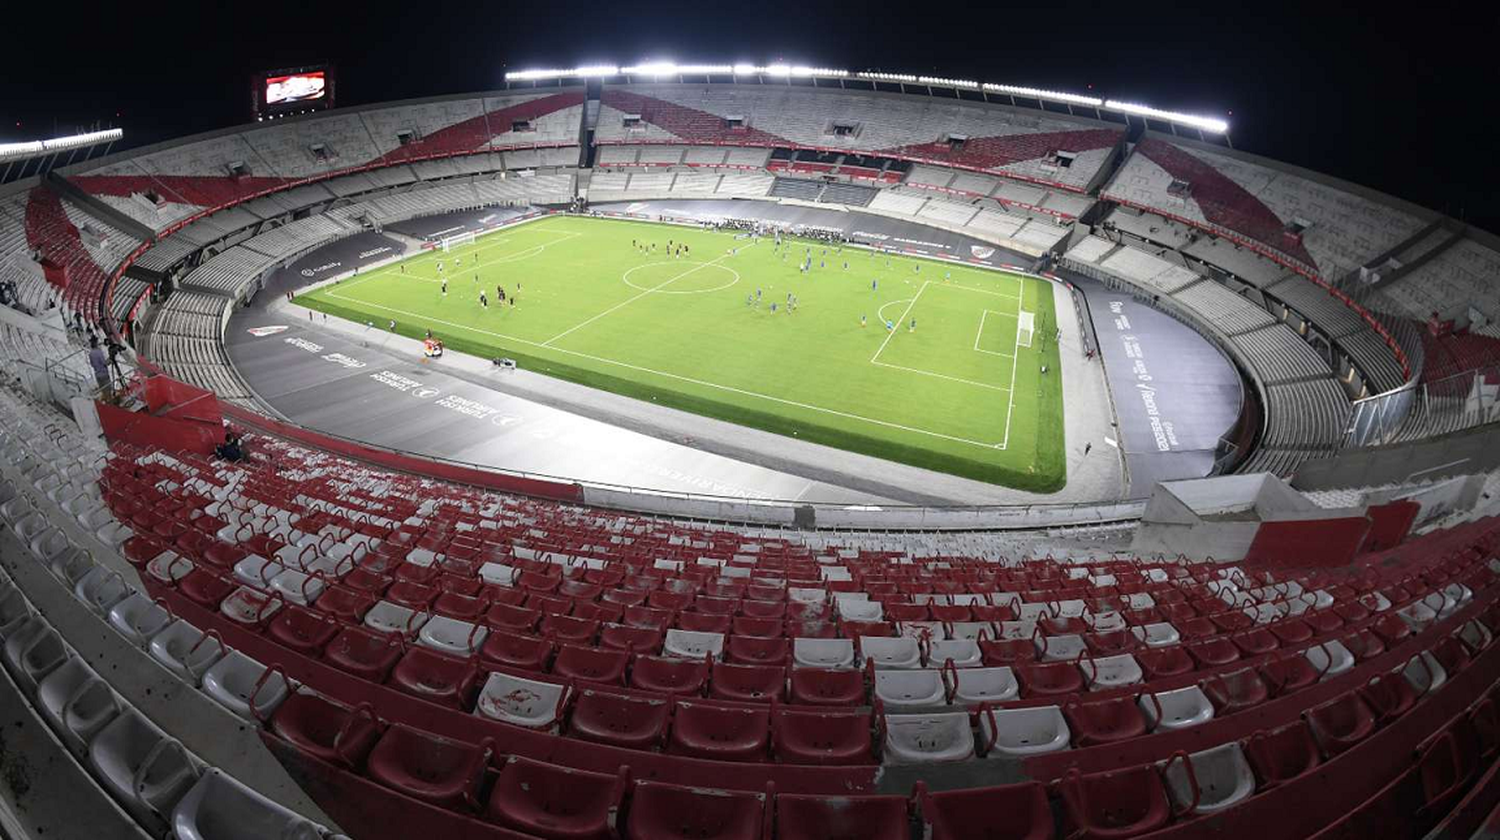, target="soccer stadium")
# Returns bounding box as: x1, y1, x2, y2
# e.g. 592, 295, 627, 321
0, 42, 1498, 840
